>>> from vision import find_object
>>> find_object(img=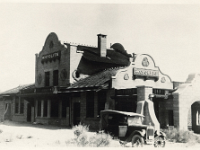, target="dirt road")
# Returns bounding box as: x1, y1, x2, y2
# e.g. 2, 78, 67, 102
0, 121, 199, 149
